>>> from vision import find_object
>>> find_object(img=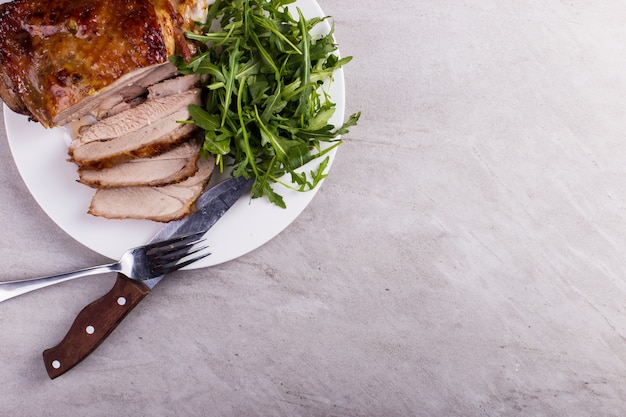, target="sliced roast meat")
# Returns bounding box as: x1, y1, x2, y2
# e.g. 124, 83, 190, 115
78, 140, 202, 188
103, 96, 149, 120
148, 74, 203, 99
69, 89, 202, 169
88, 155, 216, 222
70, 114, 197, 169
54, 63, 180, 126
71, 88, 202, 146
81, 74, 202, 124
